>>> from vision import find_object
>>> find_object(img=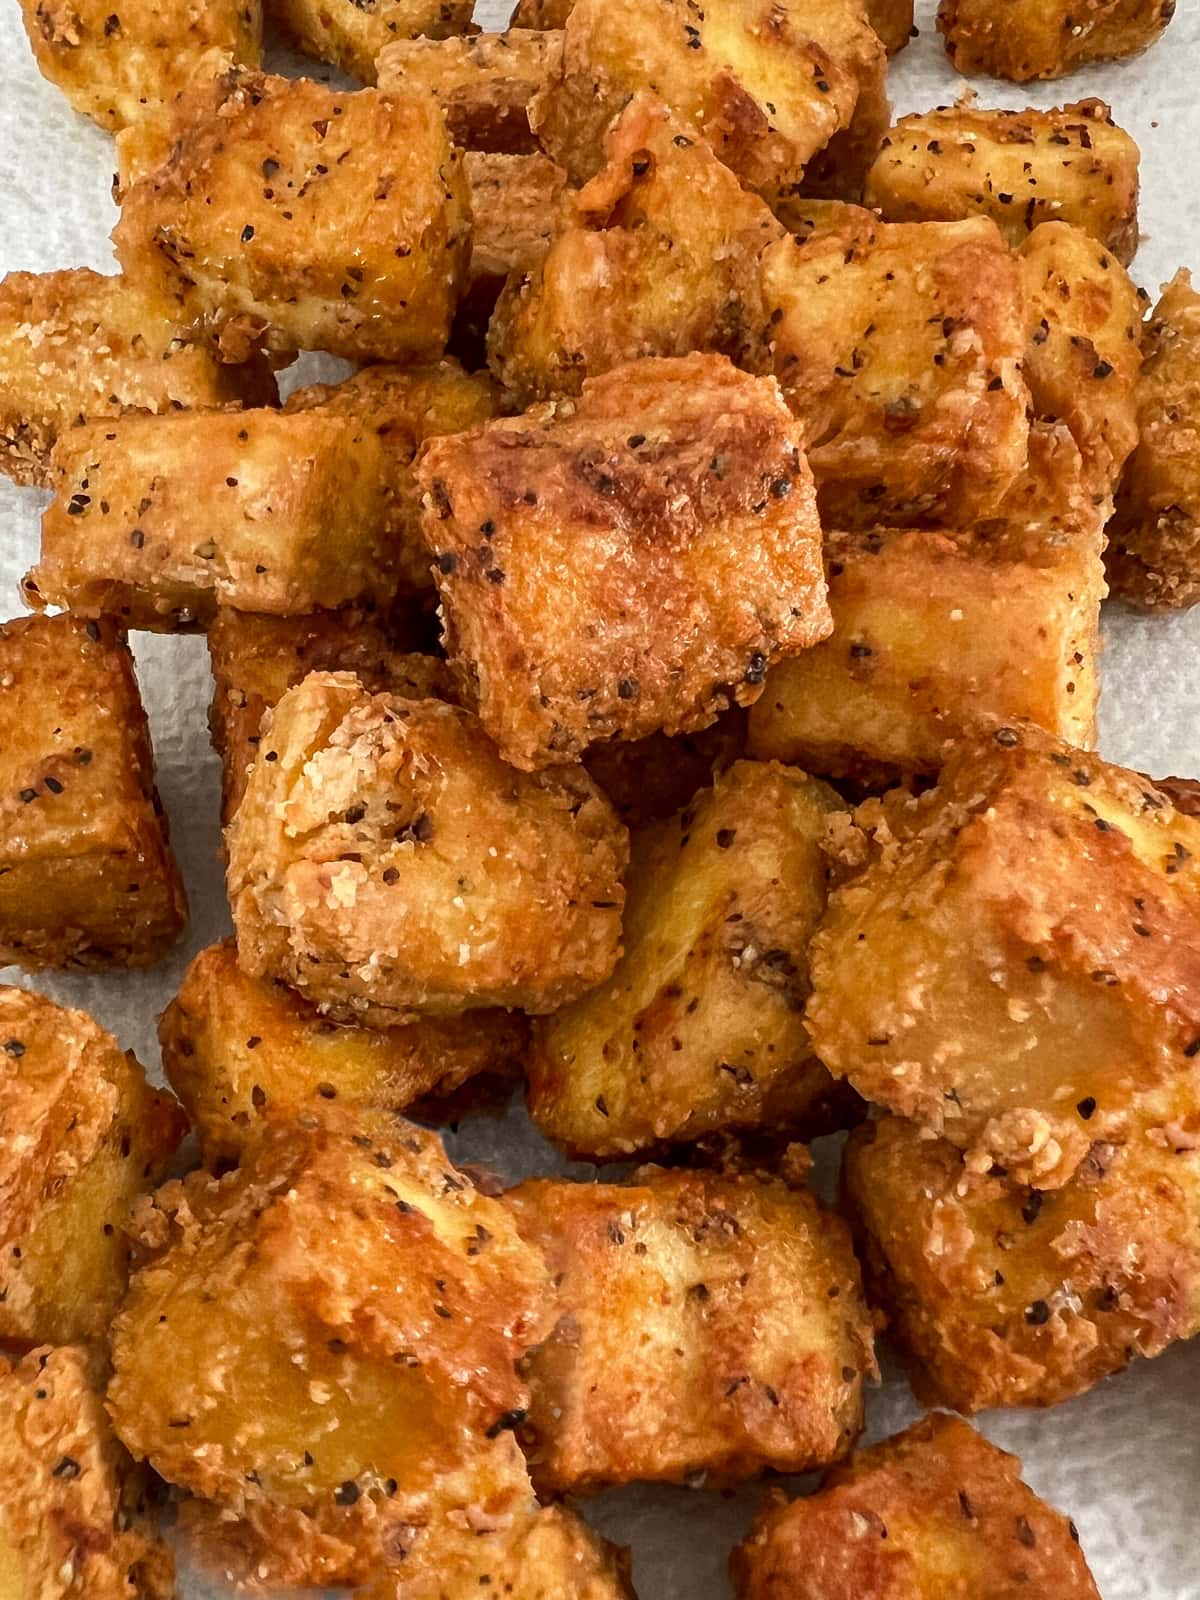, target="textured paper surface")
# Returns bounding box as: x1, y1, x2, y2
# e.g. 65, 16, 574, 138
0, 1, 1198, 1593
